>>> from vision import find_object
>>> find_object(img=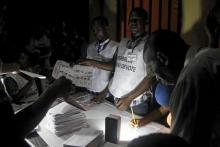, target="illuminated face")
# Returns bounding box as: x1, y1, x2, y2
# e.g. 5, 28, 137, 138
129, 12, 146, 37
